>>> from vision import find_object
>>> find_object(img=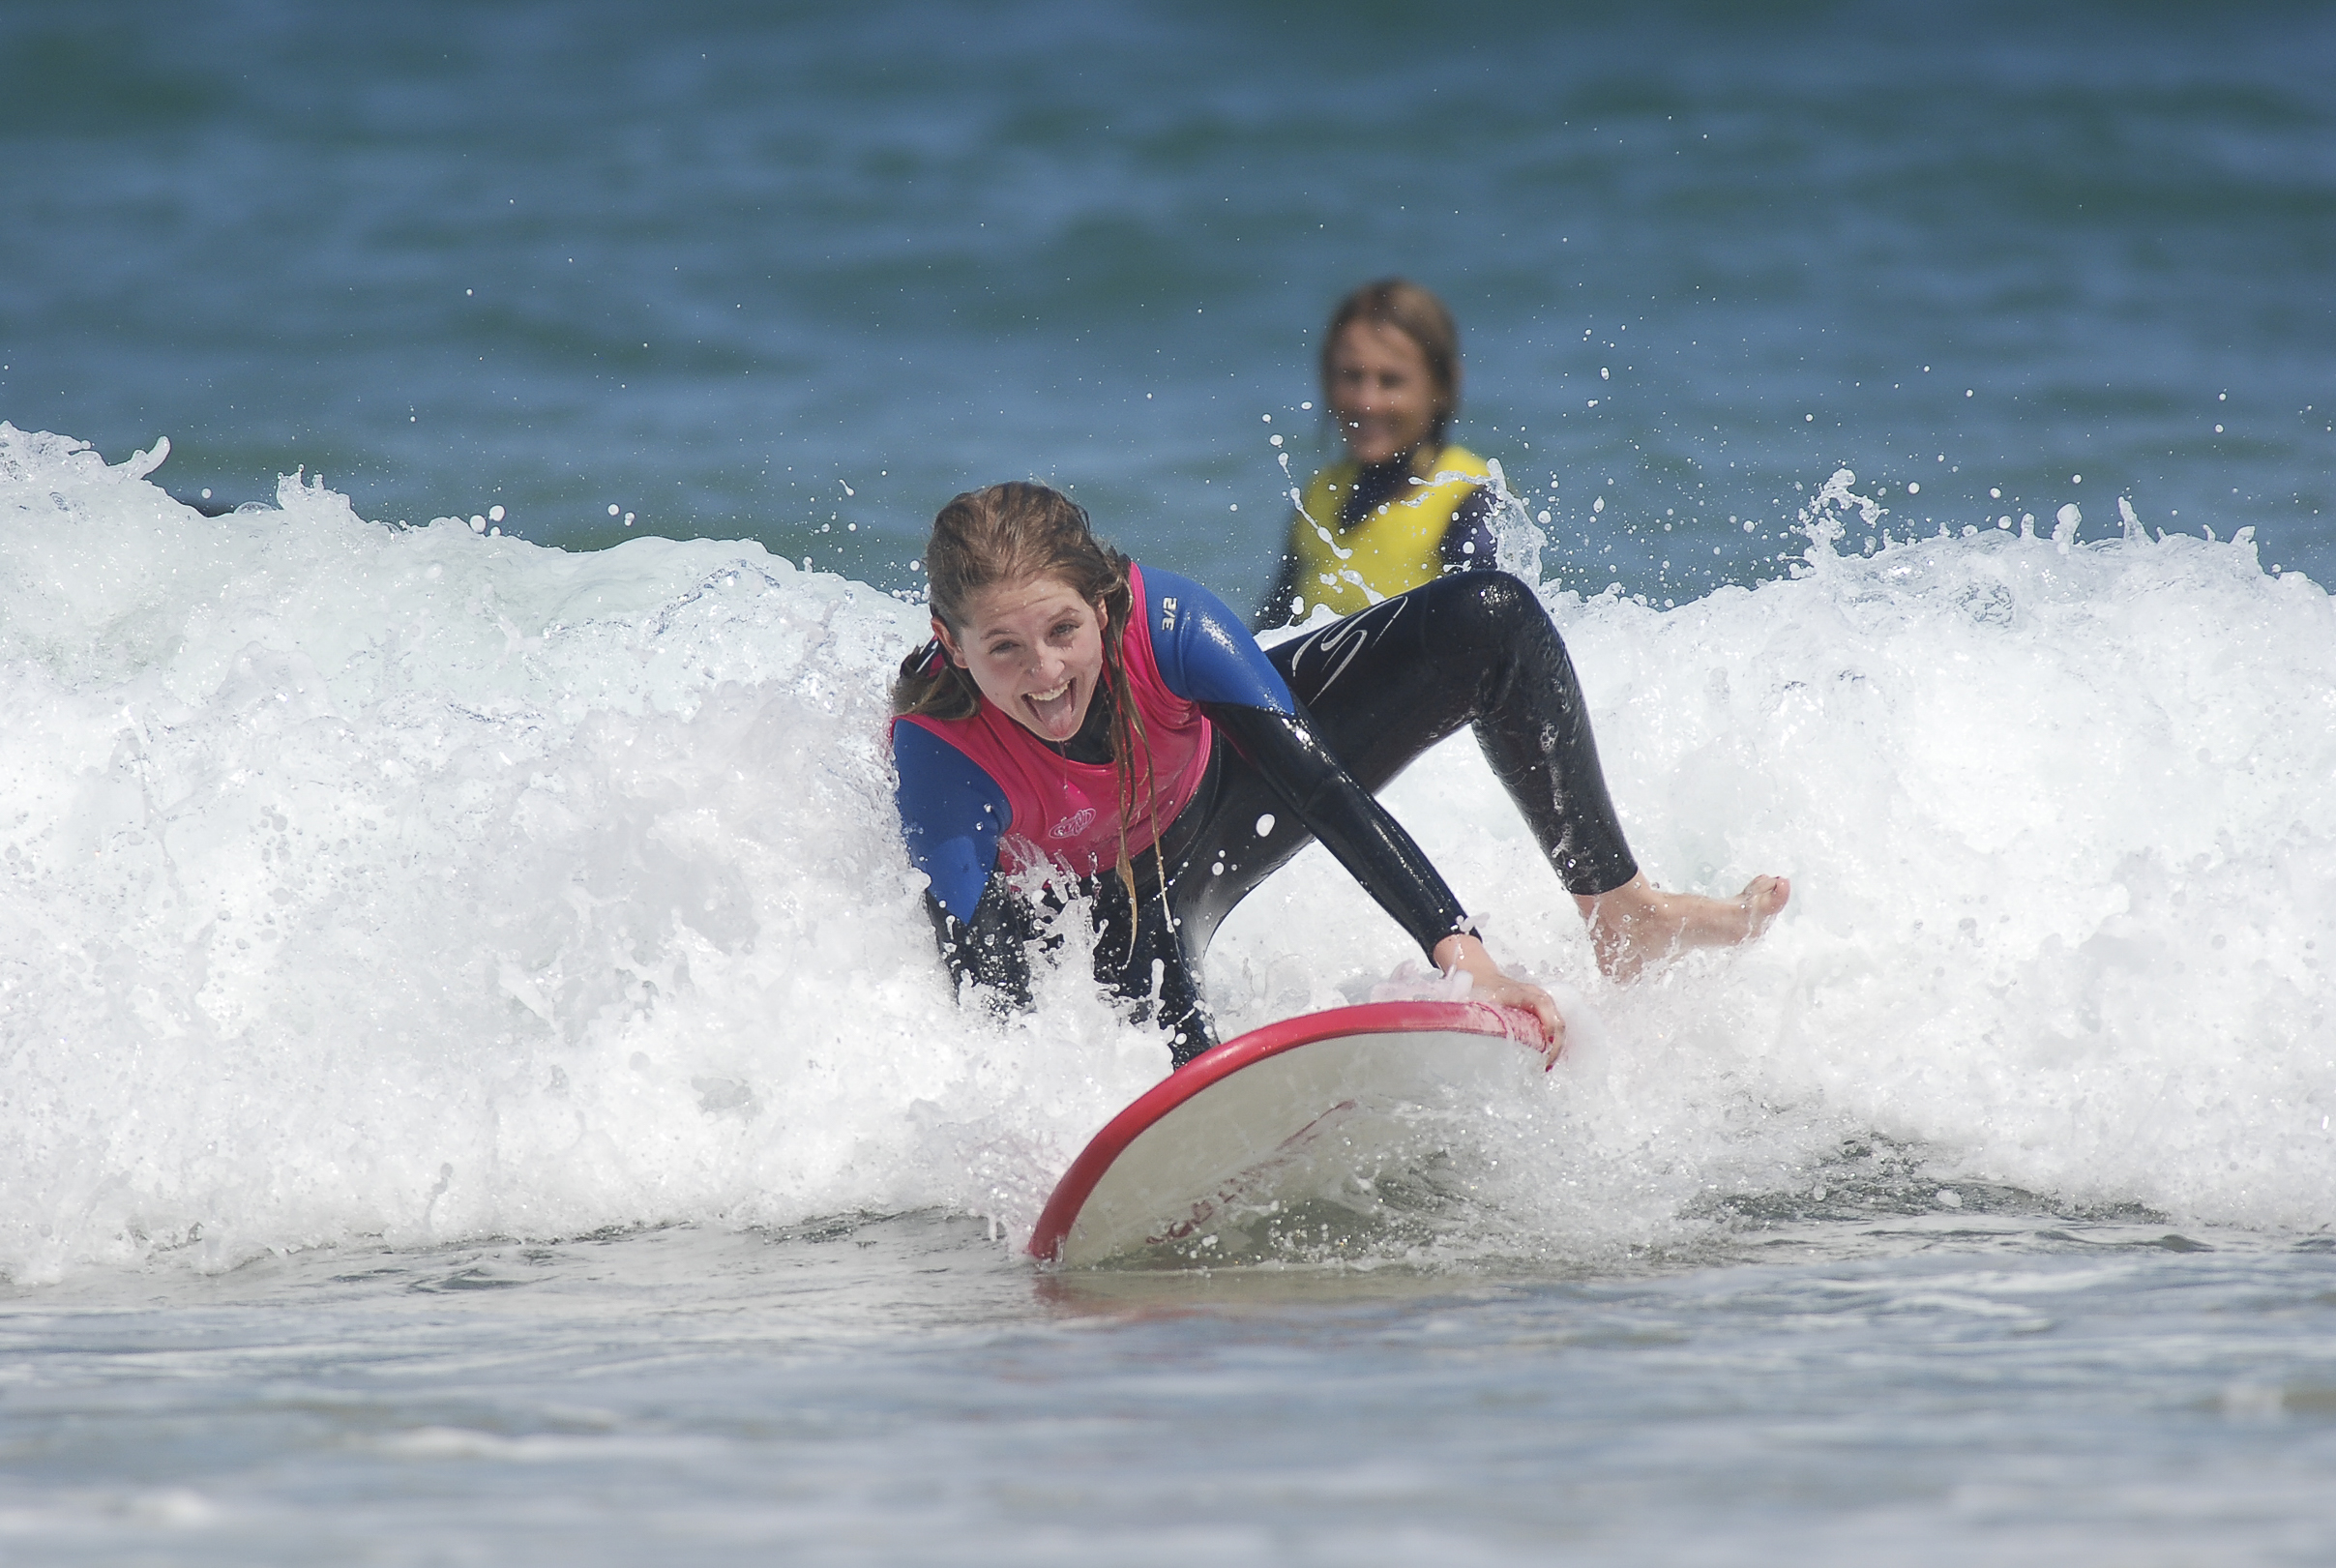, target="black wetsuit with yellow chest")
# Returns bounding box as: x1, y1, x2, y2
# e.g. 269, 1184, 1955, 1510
1257, 442, 1501, 628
